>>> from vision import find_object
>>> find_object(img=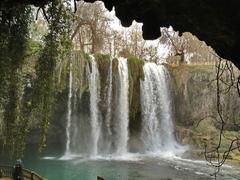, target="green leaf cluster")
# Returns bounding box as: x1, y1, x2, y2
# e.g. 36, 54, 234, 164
0, 0, 74, 157
0, 5, 32, 158
32, 0, 73, 152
